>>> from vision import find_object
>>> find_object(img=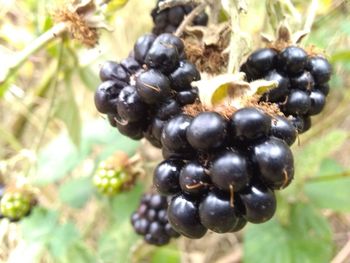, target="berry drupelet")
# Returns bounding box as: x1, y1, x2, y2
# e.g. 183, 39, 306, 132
94, 33, 201, 147
241, 46, 332, 133
151, 0, 208, 35
131, 193, 180, 246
